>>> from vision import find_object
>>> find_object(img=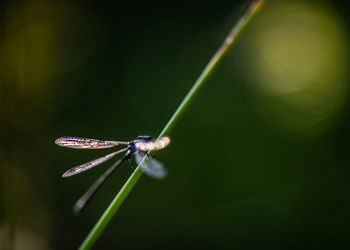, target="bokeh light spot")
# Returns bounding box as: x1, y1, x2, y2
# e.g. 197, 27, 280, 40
242, 0, 349, 134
